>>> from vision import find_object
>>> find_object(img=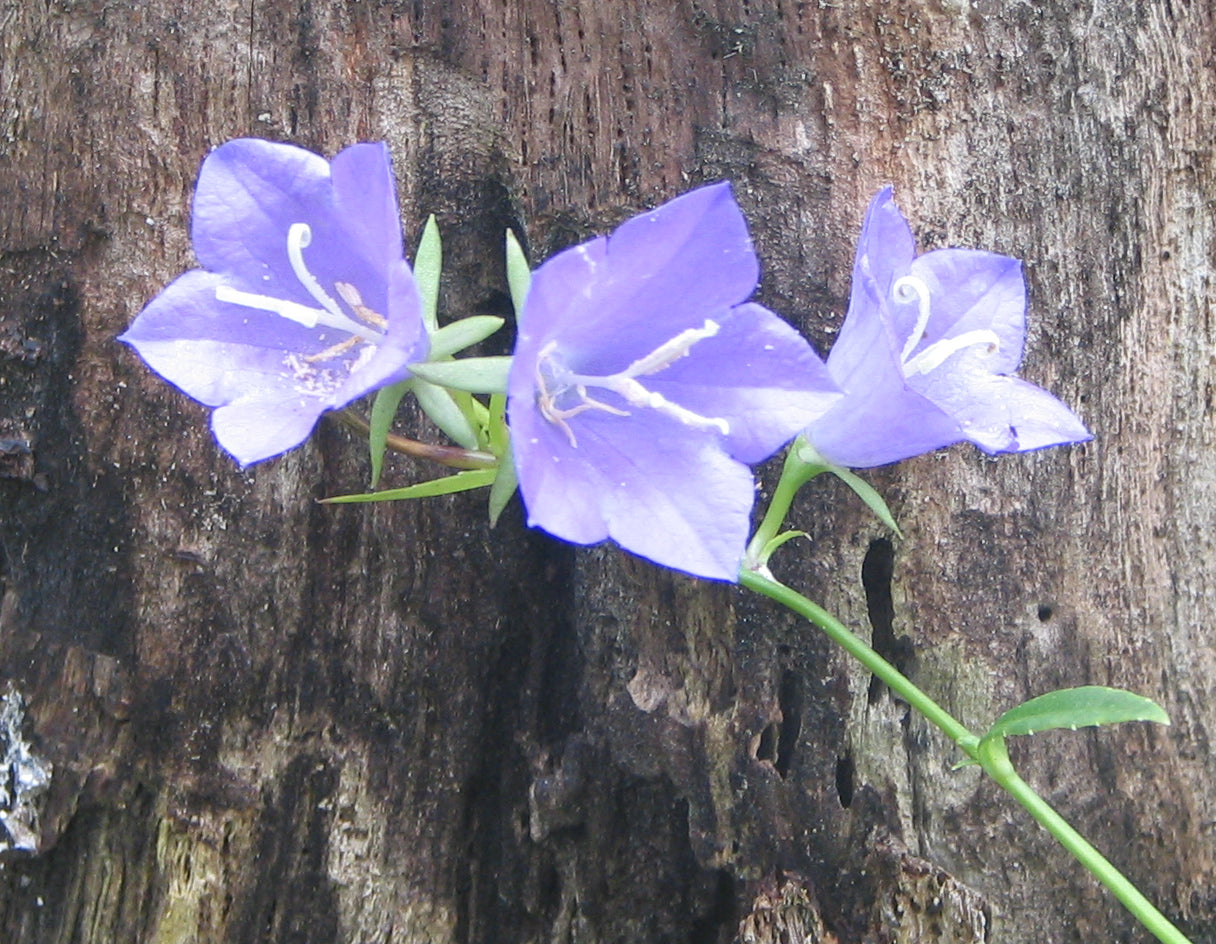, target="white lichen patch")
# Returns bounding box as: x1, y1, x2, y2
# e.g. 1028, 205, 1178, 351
0, 686, 52, 854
